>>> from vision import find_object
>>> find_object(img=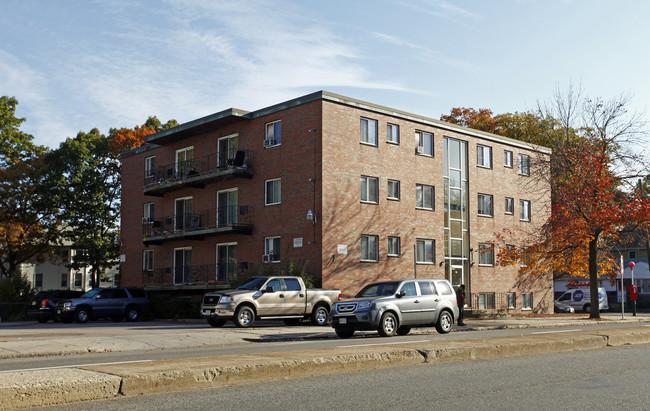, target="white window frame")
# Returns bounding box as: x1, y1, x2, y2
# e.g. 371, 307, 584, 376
505, 197, 514, 215
143, 202, 154, 223
143, 249, 154, 271
387, 123, 400, 144
416, 130, 434, 156
507, 292, 516, 309
361, 234, 379, 262
387, 179, 400, 200
504, 150, 513, 168
361, 118, 378, 146
478, 193, 494, 217
387, 236, 401, 257
416, 239, 435, 264
265, 178, 281, 206
265, 120, 281, 146
145, 156, 155, 178
361, 176, 379, 204
264, 237, 281, 262
175, 146, 194, 177
522, 292, 533, 310
477, 145, 492, 168
416, 184, 434, 210
520, 200, 531, 221
478, 243, 495, 266
518, 154, 530, 176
